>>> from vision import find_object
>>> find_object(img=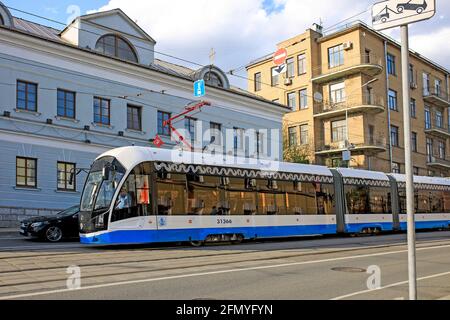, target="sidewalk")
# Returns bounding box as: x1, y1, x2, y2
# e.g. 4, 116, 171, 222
0, 228, 19, 237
